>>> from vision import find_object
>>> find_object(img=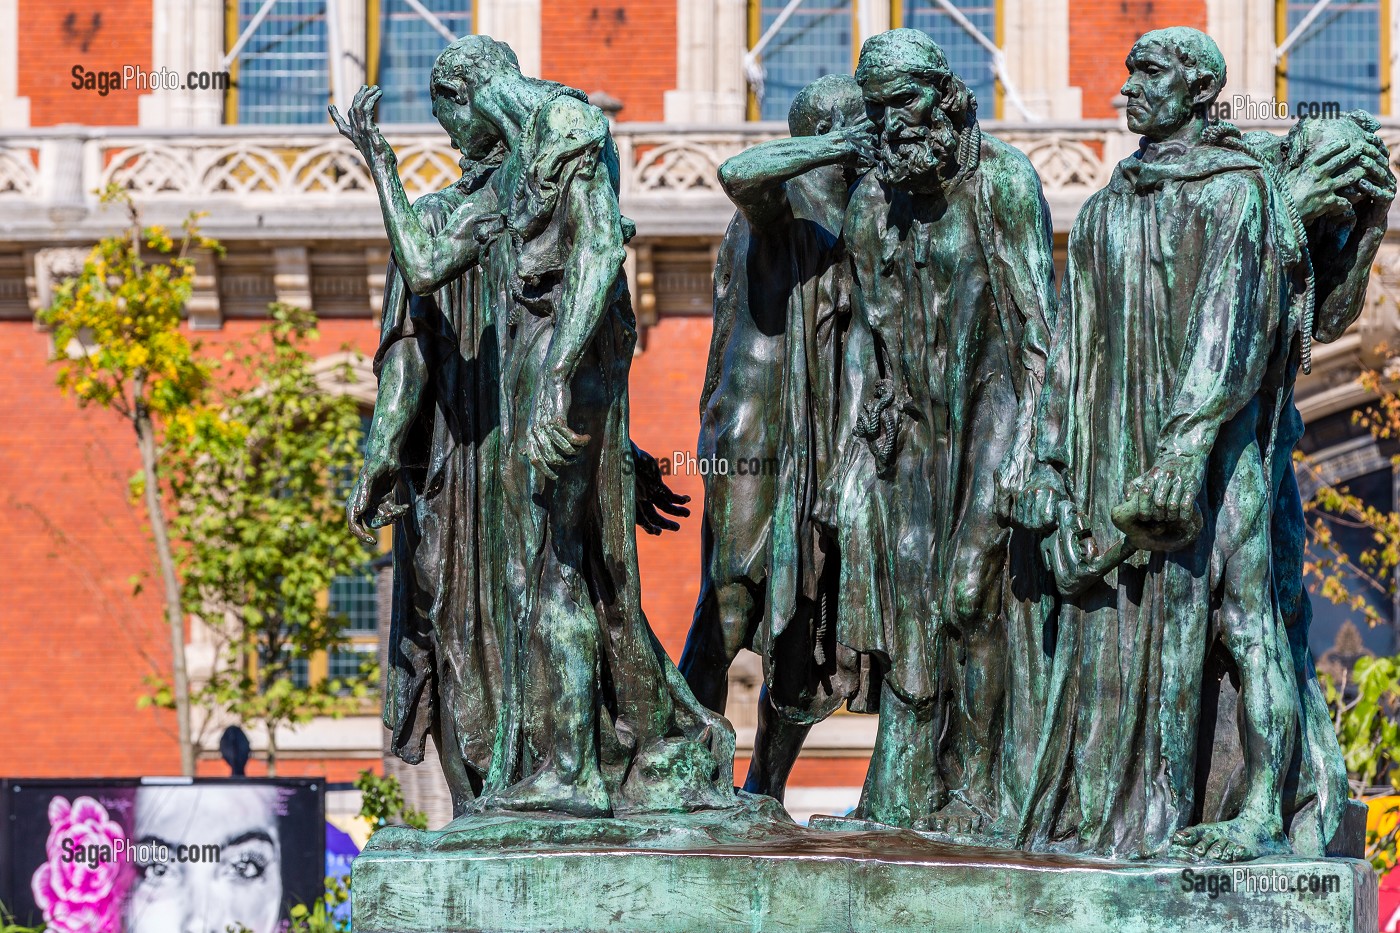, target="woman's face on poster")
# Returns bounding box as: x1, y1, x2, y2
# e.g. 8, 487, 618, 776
125, 786, 283, 933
